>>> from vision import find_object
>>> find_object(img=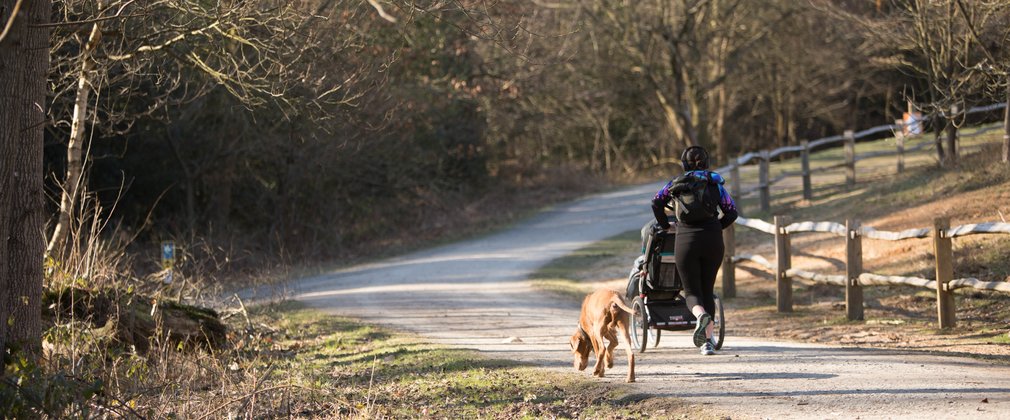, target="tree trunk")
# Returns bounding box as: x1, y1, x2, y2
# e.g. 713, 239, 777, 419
0, 0, 50, 365
713, 81, 728, 165
682, 65, 702, 148
710, 27, 729, 165
945, 122, 957, 165
772, 63, 787, 148
210, 157, 234, 229
655, 89, 694, 149
166, 128, 198, 233
946, 105, 958, 165
47, 11, 103, 256
934, 116, 947, 165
